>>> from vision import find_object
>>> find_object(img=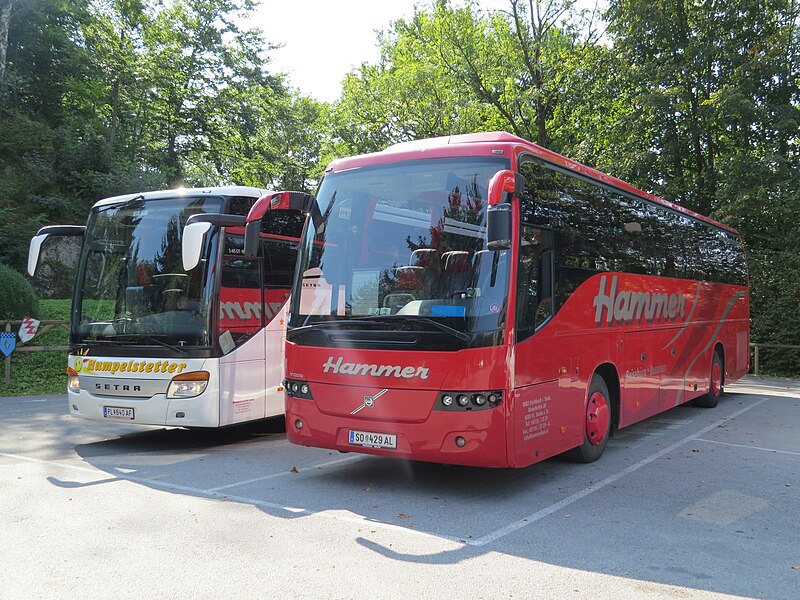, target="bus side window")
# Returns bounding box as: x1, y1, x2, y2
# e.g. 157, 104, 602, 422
262, 238, 298, 323
516, 226, 553, 342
